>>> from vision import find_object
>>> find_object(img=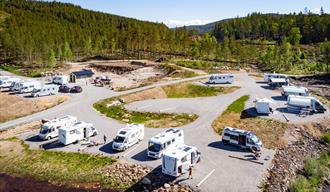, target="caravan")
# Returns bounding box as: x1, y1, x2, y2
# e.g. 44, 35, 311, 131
31, 84, 59, 97
19, 81, 41, 93
52, 76, 69, 85
112, 124, 144, 151
208, 74, 234, 84
162, 144, 201, 177
222, 127, 263, 151
38, 115, 78, 140
264, 73, 288, 82
281, 86, 309, 98
0, 77, 21, 88
148, 129, 184, 159
255, 98, 274, 114
59, 122, 98, 145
